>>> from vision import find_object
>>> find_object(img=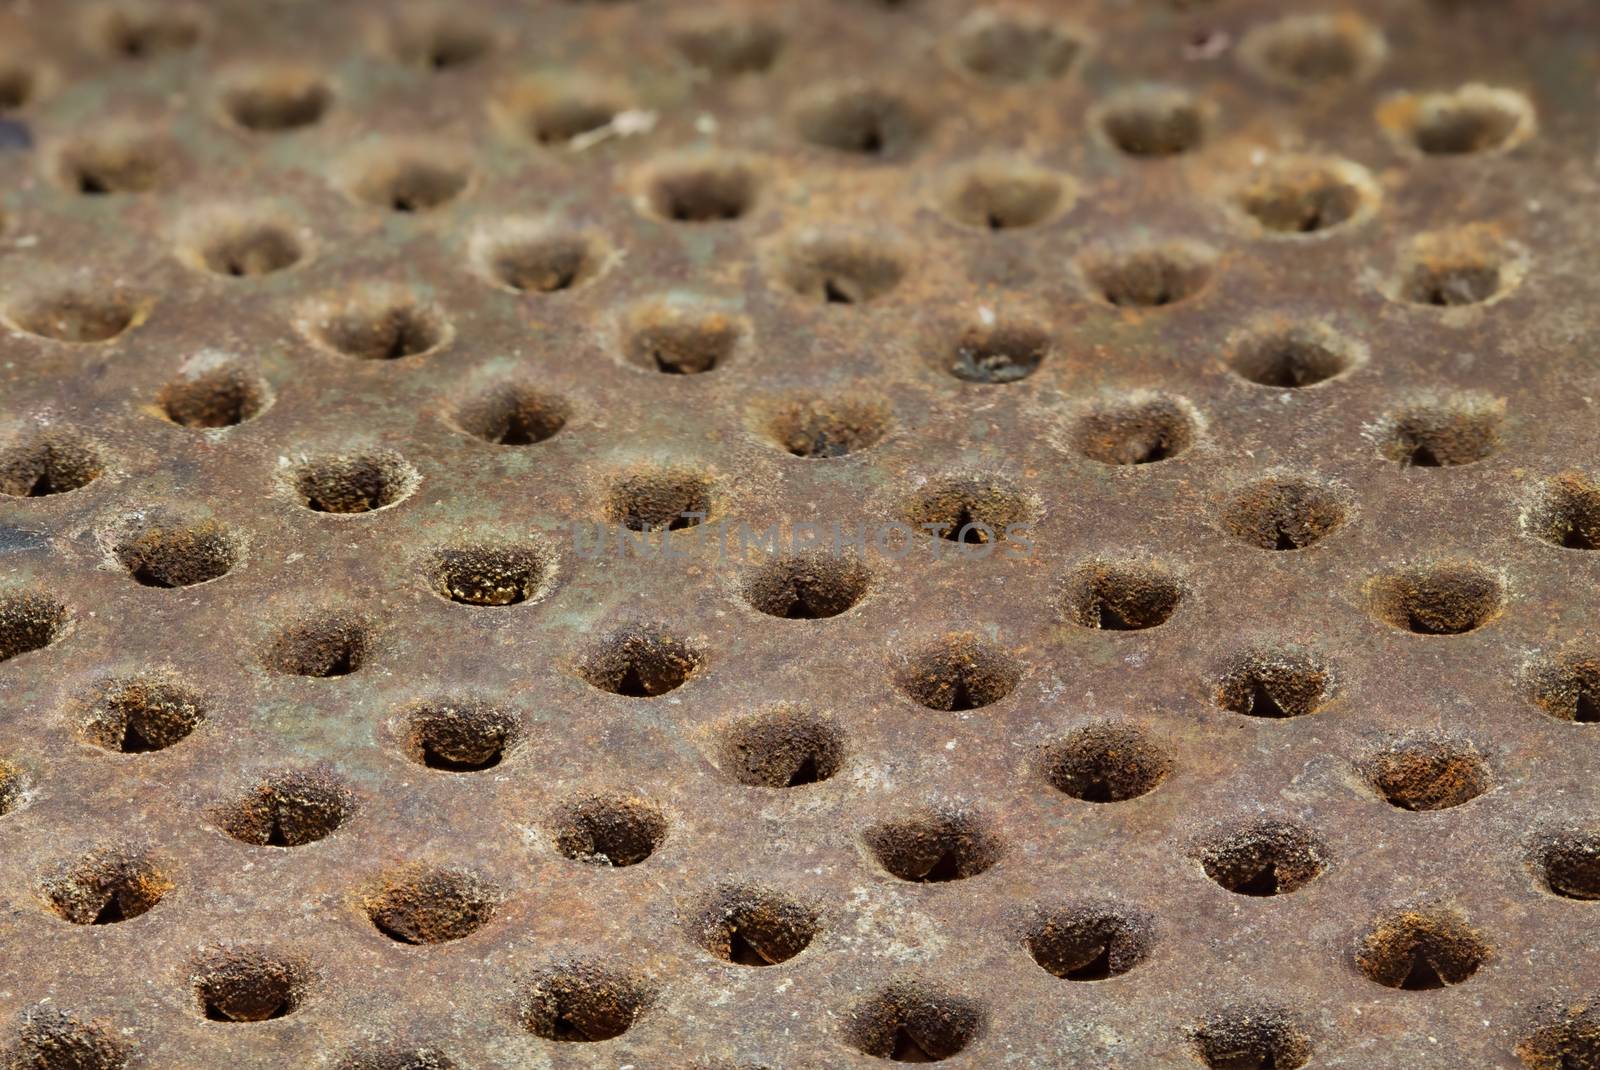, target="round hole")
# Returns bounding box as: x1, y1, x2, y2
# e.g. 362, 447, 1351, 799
87, 2, 204, 58
364, 864, 499, 945
1214, 645, 1335, 719
81, 672, 205, 753
299, 289, 451, 360
219, 67, 331, 132
517, 94, 623, 147
938, 163, 1069, 231
1061, 558, 1184, 631
763, 393, 889, 458
1025, 901, 1154, 980
451, 382, 569, 445
1388, 84, 1535, 156
7, 287, 144, 343
1365, 737, 1489, 811
157, 362, 271, 428
863, 807, 1001, 883
1524, 473, 1600, 549
794, 85, 923, 158
943, 322, 1050, 383
345, 149, 470, 213
1390, 227, 1525, 308
473, 227, 604, 294
0, 588, 68, 663
184, 214, 305, 277
742, 553, 869, 620
549, 792, 668, 867
1071, 394, 1199, 465
776, 232, 906, 305
1355, 907, 1488, 989
1524, 647, 1600, 723
890, 632, 1021, 711
950, 11, 1084, 83
900, 474, 1034, 544
1041, 721, 1172, 802
285, 449, 418, 515
673, 16, 783, 76
400, 697, 520, 772
1374, 393, 1503, 467
1098, 88, 1206, 157
644, 158, 755, 223
0, 428, 104, 497
423, 541, 555, 607
1082, 244, 1213, 308
691, 884, 820, 966
517, 959, 654, 1042
111, 515, 240, 588
1227, 323, 1362, 387
624, 303, 745, 375
56, 129, 178, 194
261, 611, 373, 677
192, 946, 313, 1023
714, 704, 844, 788
1532, 832, 1600, 900
1221, 474, 1349, 550
576, 623, 704, 697
13, 1006, 128, 1070
1197, 820, 1328, 896
1518, 1004, 1600, 1070
1366, 561, 1504, 635
0, 59, 41, 110
1231, 156, 1378, 236
385, 7, 493, 70
40, 844, 172, 924
845, 981, 984, 1062
1239, 13, 1386, 90
1193, 1004, 1313, 1070
604, 468, 715, 531
213, 769, 355, 846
